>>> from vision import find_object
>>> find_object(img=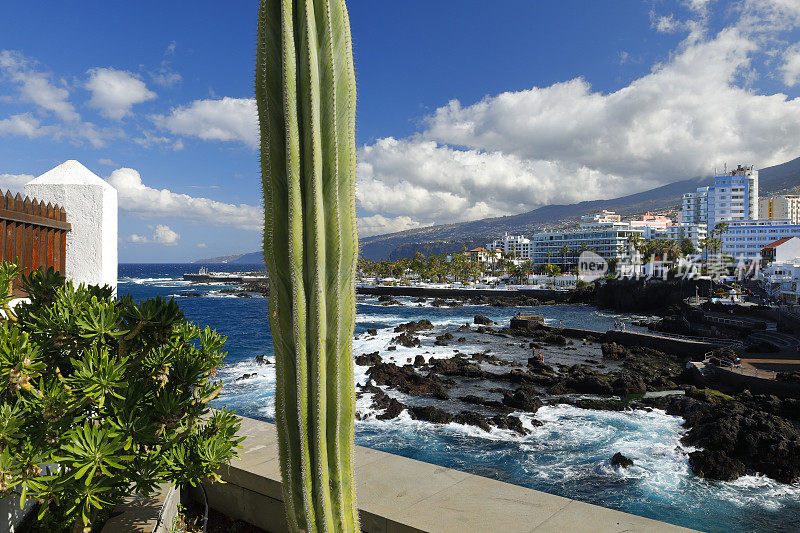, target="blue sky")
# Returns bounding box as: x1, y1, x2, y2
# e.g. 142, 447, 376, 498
2, 1, 800, 262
